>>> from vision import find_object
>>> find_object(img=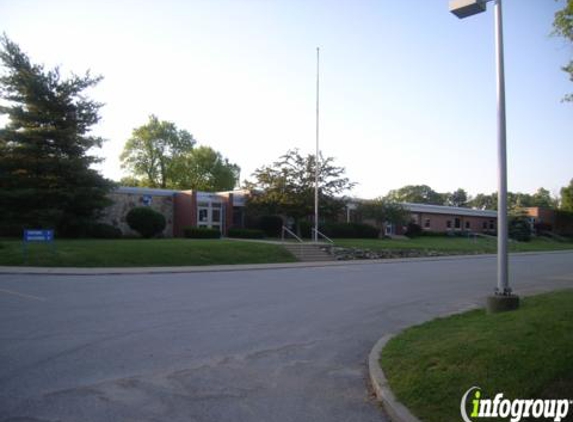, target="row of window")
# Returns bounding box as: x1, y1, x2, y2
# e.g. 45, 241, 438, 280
423, 218, 495, 230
